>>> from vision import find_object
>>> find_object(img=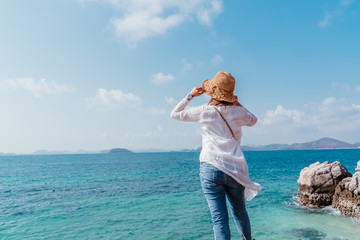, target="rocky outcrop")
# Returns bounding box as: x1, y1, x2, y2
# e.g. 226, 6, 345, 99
332, 161, 360, 219
297, 161, 352, 208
